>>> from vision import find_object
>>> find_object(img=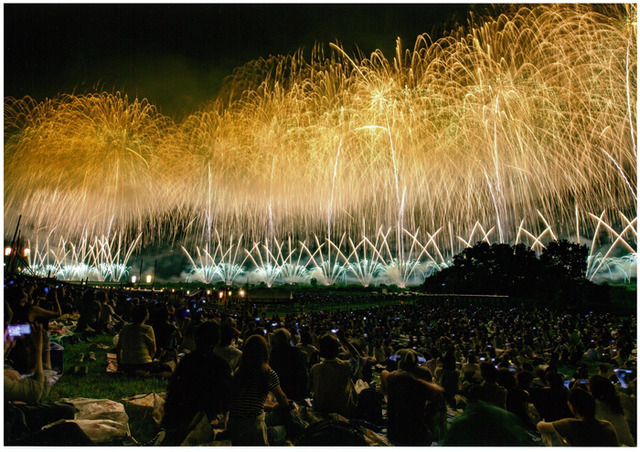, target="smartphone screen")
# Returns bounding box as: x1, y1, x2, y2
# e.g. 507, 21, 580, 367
8, 324, 31, 337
